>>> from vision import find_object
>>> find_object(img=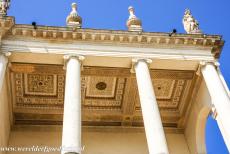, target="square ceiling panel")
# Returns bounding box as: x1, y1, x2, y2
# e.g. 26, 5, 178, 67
82, 76, 126, 110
